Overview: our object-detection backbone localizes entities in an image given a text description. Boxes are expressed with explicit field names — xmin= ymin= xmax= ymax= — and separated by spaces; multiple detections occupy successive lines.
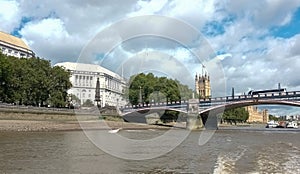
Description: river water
xmin=0 ymin=128 xmax=299 ymax=174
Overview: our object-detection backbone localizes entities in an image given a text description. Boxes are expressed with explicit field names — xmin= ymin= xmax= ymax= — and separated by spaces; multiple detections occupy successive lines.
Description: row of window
xmin=0 ymin=46 xmax=29 ymax=58
xmin=74 ymin=75 xmax=94 ymax=87
xmin=106 ymin=78 xmax=121 ymax=91
xmin=76 ymin=93 xmax=92 ymax=98
xmin=74 ymin=83 xmax=93 ymax=87
xmin=75 ymin=75 xmax=93 ymax=81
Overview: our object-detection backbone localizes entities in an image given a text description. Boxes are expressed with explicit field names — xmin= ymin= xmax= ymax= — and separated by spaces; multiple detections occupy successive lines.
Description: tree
xmin=82 ymin=99 xmax=94 ymax=107
xmin=269 ymin=114 xmax=280 ymax=121
xmin=222 ymin=107 xmax=249 ymax=124
xmin=0 ymin=53 xmax=72 ymax=107
xmin=126 ymin=73 xmax=194 ymax=105
xmin=48 ymin=66 xmax=72 ymax=107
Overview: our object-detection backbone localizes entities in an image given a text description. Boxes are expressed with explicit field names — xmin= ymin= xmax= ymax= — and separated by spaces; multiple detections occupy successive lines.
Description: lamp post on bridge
xmin=138 ymin=86 xmax=143 ymax=106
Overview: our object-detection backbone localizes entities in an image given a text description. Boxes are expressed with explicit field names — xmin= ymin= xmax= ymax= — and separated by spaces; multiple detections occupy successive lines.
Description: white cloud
xmin=0 ymin=0 xmax=20 ymax=32
xmin=165 ymin=0 xmax=217 ymax=28
xmin=20 ymin=18 xmax=69 ymax=41
xmin=129 ymin=0 xmax=168 ymax=16
xmin=225 ymin=0 xmax=300 ymax=27
xmin=19 ymin=18 xmax=82 ymax=62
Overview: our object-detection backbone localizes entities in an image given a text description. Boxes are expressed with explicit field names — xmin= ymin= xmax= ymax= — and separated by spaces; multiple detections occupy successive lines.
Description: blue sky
xmin=271 ymin=7 xmax=300 ymax=38
xmin=1 ymin=0 xmax=300 ymax=115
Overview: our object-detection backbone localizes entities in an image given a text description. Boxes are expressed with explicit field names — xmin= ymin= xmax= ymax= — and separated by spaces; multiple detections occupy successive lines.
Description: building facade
xmin=0 ymin=31 xmax=35 ymax=58
xmin=55 ymin=62 xmax=127 ymax=107
xmin=195 ymin=73 xmax=211 ymax=99
xmin=246 ymin=106 xmax=269 ymax=123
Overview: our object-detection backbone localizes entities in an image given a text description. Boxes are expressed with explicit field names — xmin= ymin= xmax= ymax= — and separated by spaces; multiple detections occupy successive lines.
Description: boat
xmin=266 ymin=120 xmax=279 ymax=128
xmin=286 ymin=121 xmax=298 ymax=129
xmin=277 ymin=121 xmax=287 ymax=128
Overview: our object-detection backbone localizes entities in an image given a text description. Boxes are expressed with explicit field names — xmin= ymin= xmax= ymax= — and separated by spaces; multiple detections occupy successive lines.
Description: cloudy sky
xmin=1 ymin=0 xmax=300 ymax=115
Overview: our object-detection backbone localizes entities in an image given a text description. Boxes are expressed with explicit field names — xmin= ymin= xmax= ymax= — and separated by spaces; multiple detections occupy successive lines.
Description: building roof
xmin=0 ymin=31 xmax=30 ymax=50
xmin=55 ymin=62 xmax=124 ymax=80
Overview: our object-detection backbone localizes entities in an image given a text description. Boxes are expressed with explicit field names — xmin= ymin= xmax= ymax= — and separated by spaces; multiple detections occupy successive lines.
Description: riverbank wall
xmin=0 ymin=108 xmax=100 ymax=121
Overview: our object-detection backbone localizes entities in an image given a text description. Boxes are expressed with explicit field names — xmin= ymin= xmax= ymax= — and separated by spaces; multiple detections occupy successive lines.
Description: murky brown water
xmin=0 ymin=128 xmax=299 ymax=173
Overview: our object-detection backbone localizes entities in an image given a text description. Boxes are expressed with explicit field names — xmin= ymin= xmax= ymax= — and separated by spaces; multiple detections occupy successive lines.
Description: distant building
xmin=246 ymin=106 xmax=269 ymax=123
xmin=0 ymin=31 xmax=35 ymax=58
xmin=55 ymin=62 xmax=127 ymax=107
xmin=282 ymin=115 xmax=300 ymax=121
xmin=195 ymin=73 xmax=211 ymax=99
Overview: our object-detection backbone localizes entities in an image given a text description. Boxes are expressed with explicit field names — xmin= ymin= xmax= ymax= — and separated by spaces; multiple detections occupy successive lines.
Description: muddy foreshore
xmin=0 ymin=119 xmax=182 ymax=132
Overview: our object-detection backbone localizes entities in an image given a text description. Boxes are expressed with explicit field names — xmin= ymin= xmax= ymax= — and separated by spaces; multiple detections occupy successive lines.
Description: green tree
xmin=126 ymin=73 xmax=194 ymax=105
xmin=222 ymin=107 xmax=249 ymax=124
xmin=269 ymin=114 xmax=280 ymax=121
xmin=0 ymin=53 xmax=72 ymax=107
xmin=82 ymin=99 xmax=94 ymax=107
xmin=48 ymin=66 xmax=72 ymax=107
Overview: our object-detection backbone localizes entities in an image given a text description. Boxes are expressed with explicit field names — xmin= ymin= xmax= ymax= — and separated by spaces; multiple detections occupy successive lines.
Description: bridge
xmin=120 ymin=90 xmax=300 ymax=130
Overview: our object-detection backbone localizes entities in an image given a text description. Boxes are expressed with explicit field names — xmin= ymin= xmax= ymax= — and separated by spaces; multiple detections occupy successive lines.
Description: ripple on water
xmin=257 ymin=141 xmax=300 ymax=174
xmin=213 ymin=145 xmax=247 ymax=174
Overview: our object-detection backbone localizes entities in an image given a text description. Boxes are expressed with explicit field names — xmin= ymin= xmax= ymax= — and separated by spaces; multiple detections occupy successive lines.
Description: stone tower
xmin=245 ymin=106 xmax=269 ymax=123
xmin=195 ymin=73 xmax=211 ymax=99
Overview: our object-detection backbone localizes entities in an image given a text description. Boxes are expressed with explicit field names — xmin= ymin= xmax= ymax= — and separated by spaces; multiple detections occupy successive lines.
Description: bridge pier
xmin=186 ymin=99 xmax=204 ymax=130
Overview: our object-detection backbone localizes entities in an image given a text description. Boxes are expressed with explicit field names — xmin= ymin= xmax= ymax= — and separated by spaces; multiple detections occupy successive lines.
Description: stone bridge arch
xmin=121 ymin=107 xmax=188 ymax=124
xmin=199 ymin=100 xmax=300 ymax=128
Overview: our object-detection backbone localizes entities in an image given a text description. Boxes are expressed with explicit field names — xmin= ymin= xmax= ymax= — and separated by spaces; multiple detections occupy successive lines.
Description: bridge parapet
xmin=121 ymin=100 xmax=188 ymax=112
xmin=120 ymin=90 xmax=300 ymax=114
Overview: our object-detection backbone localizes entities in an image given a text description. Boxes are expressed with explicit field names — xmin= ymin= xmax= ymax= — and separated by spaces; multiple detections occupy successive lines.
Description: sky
xmin=1 ymin=0 xmax=300 ymax=116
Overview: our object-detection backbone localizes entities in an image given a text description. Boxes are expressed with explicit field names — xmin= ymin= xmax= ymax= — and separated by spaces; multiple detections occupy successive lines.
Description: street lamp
xmin=67 ymin=94 xmax=72 ymax=109
xmin=138 ymin=86 xmax=142 ymax=106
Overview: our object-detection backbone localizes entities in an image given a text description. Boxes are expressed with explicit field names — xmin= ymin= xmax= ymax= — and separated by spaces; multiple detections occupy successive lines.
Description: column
xmin=186 ymin=99 xmax=204 ymax=130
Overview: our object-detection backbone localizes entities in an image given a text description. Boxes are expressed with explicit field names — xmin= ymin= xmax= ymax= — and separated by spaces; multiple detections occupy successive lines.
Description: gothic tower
xmin=195 ymin=73 xmax=211 ymax=99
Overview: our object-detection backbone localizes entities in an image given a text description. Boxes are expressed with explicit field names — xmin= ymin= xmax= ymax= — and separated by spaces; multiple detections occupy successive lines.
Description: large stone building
xmin=195 ymin=73 xmax=211 ymax=99
xmin=55 ymin=62 xmax=127 ymax=107
xmin=0 ymin=31 xmax=35 ymax=58
xmin=246 ymin=106 xmax=269 ymax=123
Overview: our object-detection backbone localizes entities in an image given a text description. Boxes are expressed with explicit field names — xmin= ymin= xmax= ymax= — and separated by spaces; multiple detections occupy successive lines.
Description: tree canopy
xmin=222 ymin=107 xmax=249 ymax=124
xmin=0 ymin=53 xmax=72 ymax=107
xmin=125 ymin=73 xmax=194 ymax=105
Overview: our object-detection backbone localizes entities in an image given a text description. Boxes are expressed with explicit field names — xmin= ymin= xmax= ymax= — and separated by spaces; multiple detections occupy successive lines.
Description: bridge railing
xmin=198 ymin=91 xmax=300 ymax=106
xmin=120 ymin=100 xmax=189 ymax=110
xmin=120 ymin=91 xmax=300 ymax=111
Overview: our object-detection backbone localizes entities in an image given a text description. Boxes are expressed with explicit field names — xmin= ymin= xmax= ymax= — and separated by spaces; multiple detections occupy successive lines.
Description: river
xmin=0 ymin=128 xmax=299 ymax=173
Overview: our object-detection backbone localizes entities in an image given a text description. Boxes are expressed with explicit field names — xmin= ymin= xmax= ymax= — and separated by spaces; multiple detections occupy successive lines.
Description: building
xmin=55 ymin=62 xmax=127 ymax=107
xmin=195 ymin=73 xmax=211 ymax=99
xmin=245 ymin=106 xmax=269 ymax=123
xmin=0 ymin=31 xmax=35 ymax=58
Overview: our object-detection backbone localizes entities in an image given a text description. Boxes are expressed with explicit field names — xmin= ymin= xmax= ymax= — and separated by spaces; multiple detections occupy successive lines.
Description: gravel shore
xmin=0 ymin=120 xmax=178 ymax=132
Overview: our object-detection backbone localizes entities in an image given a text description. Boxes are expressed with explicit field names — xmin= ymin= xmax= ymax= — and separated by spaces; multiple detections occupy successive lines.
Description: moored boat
xmin=286 ymin=121 xmax=298 ymax=128
xmin=266 ymin=120 xmax=278 ymax=128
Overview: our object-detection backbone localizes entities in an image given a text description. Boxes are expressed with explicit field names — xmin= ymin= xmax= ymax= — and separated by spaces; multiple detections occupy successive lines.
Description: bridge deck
xmin=120 ymin=91 xmax=300 ymax=115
